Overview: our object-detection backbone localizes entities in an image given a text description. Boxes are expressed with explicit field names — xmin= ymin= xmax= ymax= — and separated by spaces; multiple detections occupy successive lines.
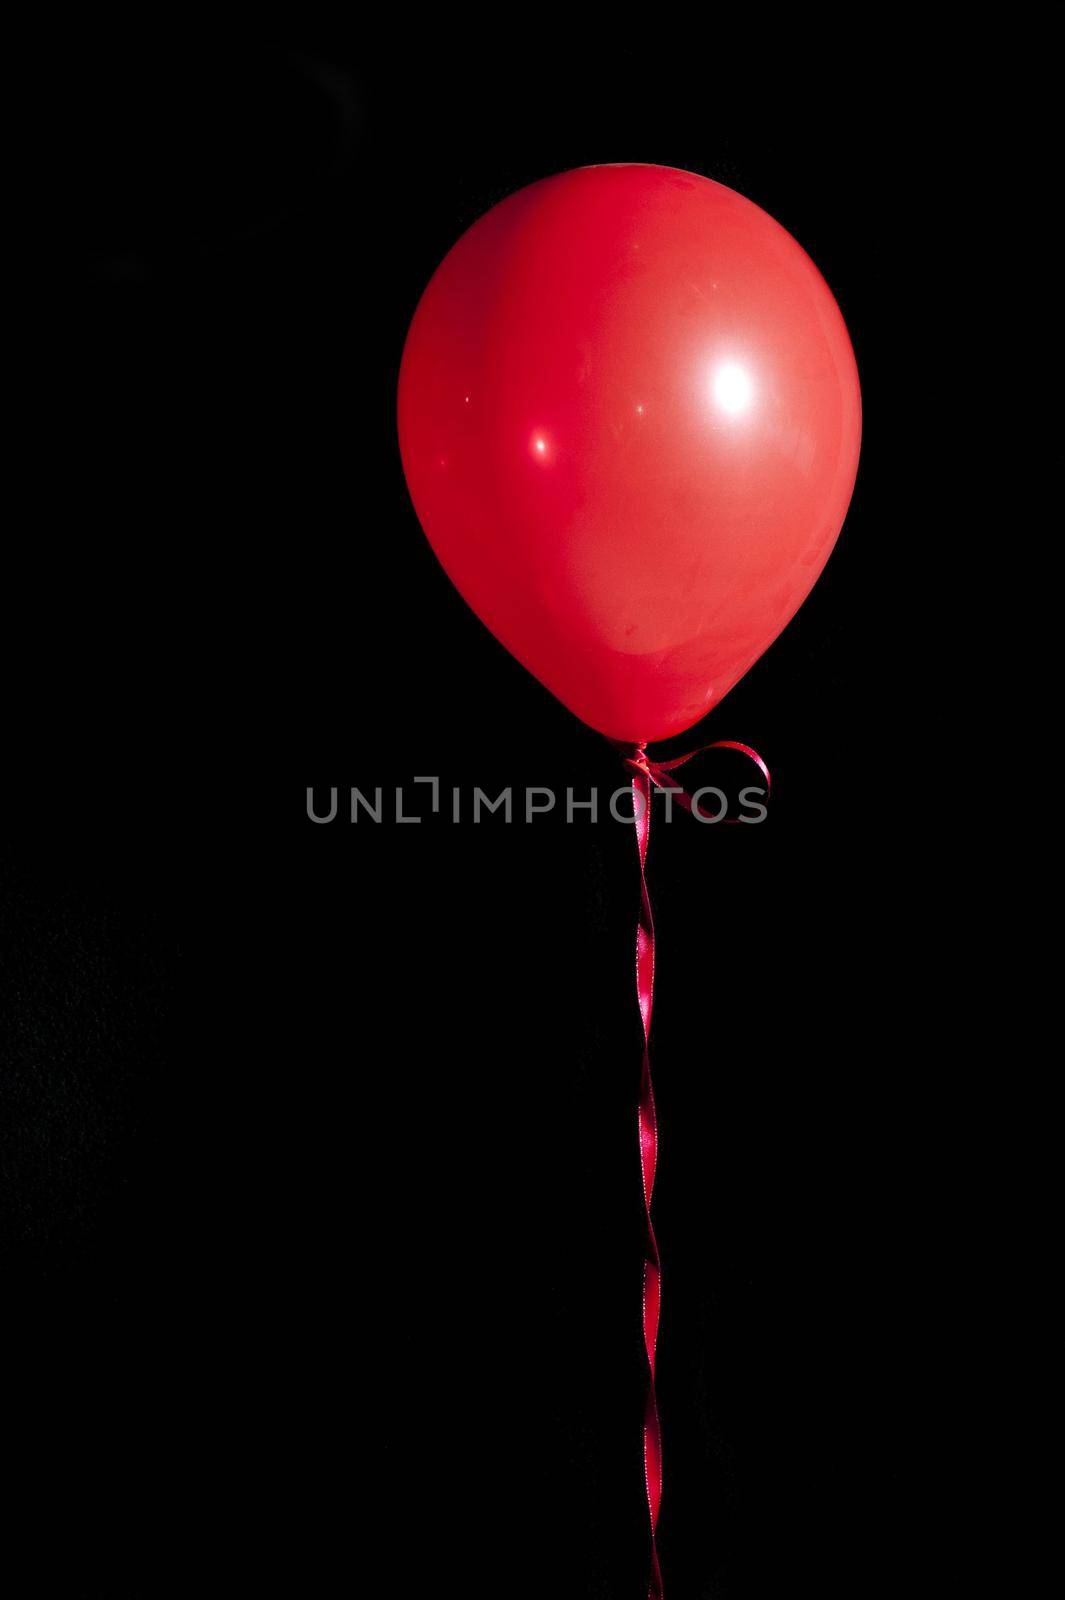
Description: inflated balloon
xmin=398 ymin=163 xmax=860 ymax=743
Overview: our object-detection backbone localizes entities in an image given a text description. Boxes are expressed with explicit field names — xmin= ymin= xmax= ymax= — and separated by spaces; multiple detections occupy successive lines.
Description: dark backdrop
xmin=6 ymin=28 xmax=959 ymax=1598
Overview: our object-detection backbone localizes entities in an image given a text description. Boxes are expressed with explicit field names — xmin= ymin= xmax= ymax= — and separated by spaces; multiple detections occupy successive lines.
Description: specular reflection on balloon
xmin=711 ymin=361 xmax=755 ymax=417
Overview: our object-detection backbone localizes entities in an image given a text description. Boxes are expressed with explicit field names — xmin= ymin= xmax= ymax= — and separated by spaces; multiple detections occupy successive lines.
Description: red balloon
xmin=398 ymin=164 xmax=861 ymax=743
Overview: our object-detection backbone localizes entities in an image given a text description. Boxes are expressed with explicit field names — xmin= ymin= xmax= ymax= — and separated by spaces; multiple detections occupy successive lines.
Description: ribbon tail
xmin=632 ymin=764 xmax=664 ymax=1598
xmin=612 ymin=731 xmax=769 ymax=1595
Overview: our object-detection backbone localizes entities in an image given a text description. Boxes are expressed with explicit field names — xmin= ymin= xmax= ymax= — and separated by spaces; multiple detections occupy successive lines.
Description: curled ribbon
xmin=613 ymin=738 xmax=771 ymax=1598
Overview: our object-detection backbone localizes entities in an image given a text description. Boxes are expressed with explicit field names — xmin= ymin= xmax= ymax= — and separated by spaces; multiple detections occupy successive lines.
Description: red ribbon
xmin=615 ymin=738 xmax=771 ymax=1598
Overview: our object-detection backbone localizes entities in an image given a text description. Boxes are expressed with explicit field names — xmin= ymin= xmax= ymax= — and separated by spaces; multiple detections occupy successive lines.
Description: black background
xmin=5 ymin=27 xmax=966 ymax=1598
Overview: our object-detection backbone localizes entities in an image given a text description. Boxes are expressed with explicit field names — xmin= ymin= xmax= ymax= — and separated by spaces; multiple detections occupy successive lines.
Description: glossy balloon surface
xmin=398 ymin=164 xmax=861 ymax=742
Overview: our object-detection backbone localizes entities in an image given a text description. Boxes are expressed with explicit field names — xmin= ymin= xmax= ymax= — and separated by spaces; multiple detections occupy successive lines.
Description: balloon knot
xmin=611 ymin=739 xmax=650 ymax=775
